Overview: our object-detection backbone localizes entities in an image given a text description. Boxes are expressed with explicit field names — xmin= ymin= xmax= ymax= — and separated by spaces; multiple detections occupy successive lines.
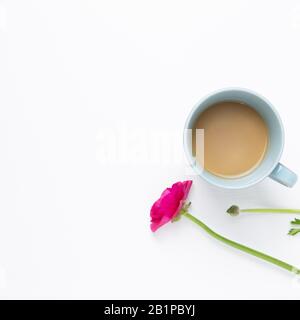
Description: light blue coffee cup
xmin=183 ymin=88 xmax=297 ymax=189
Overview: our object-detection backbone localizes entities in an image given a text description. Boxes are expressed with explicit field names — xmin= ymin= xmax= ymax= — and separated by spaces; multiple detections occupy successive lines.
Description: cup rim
xmin=183 ymin=87 xmax=285 ymax=189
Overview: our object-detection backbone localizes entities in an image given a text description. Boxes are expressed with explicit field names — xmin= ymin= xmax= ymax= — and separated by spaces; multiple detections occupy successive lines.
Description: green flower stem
xmin=227 ymin=205 xmax=300 ymax=216
xmin=241 ymin=209 xmax=300 ymax=214
xmin=182 ymin=211 xmax=300 ymax=274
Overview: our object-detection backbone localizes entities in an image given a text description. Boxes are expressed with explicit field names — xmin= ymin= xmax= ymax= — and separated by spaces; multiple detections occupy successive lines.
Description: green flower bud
xmin=227 ymin=205 xmax=240 ymax=216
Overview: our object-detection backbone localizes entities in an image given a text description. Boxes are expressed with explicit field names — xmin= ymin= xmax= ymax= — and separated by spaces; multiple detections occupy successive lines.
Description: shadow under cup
xmin=183 ymin=88 xmax=284 ymax=189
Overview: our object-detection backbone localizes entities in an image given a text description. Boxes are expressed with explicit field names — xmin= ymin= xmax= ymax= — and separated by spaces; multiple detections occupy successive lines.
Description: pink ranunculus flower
xmin=150 ymin=180 xmax=300 ymax=275
xmin=150 ymin=180 xmax=192 ymax=232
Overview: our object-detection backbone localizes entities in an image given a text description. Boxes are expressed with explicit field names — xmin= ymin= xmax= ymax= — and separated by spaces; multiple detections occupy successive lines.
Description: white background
xmin=1 ymin=0 xmax=300 ymax=299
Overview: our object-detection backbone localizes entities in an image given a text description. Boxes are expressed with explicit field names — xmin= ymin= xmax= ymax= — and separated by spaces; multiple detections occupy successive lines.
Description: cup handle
xmin=269 ymin=163 xmax=298 ymax=187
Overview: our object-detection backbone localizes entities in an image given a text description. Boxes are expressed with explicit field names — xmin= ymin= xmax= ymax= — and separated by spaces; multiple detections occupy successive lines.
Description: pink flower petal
xmin=150 ymin=180 xmax=192 ymax=232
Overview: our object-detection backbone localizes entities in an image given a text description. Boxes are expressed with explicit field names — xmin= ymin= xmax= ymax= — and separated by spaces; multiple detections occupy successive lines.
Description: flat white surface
xmin=1 ymin=0 xmax=300 ymax=299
